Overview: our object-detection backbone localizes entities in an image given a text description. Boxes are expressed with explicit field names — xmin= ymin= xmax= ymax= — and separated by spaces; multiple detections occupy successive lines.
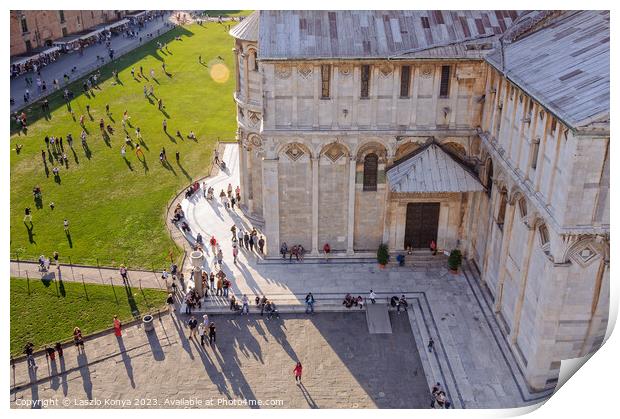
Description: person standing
xmin=113 ymin=315 xmax=122 ymax=337
xmin=232 ymin=245 xmax=239 ymax=264
xmin=216 ymin=248 xmax=223 ymax=266
xmin=428 ymin=337 xmax=435 ymax=353
xmin=293 ymin=362 xmax=303 ymax=384
xmin=237 ymin=230 xmax=245 ymax=248
xmin=213 ymin=148 xmax=220 ymax=165
xmin=188 ymin=315 xmax=198 ymax=339
xmin=241 ymin=294 xmax=249 ymax=315
xmin=209 ymin=272 xmax=215 ymax=291
xmin=24 ymin=207 xmax=32 ymax=223
xmin=210 ymin=236 xmax=217 ymax=255
xmin=73 ymin=327 xmax=85 ymax=353
xmin=24 ymin=342 xmax=37 ymax=369
xmin=166 ymin=293 xmax=175 ymax=313
xmin=120 ymin=265 xmax=128 ymax=282
xmin=162 ymin=119 xmax=167 ymax=132
xmin=323 ymin=243 xmax=331 ymax=262
xmin=258 ymin=236 xmax=265 ymax=254
xmin=53 ymin=251 xmax=59 ymax=267
xmin=63 ymin=219 xmax=70 ymax=233
xmin=305 ymin=293 xmax=315 ymax=314
xmin=198 ymin=322 xmax=206 ymax=346
xmin=208 ymin=322 xmax=216 ymax=345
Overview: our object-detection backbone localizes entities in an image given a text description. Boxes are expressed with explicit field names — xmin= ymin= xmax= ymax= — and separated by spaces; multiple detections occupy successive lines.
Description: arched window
xmin=497 ymin=189 xmax=507 ymax=230
xmin=363 ymin=153 xmax=378 ymax=191
xmin=518 ymin=197 xmax=527 ymax=218
xmin=249 ymin=50 xmax=258 ymax=71
xmin=485 ymin=159 xmax=493 ymax=197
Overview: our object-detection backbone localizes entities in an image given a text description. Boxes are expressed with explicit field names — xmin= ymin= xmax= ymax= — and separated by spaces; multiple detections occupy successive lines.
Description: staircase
xmin=388 ymin=249 xmax=447 ymax=269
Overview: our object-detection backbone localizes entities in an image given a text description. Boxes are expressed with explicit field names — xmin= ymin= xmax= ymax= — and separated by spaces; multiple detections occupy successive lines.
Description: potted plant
xmin=377 ymin=243 xmax=389 ymax=268
xmin=448 ymin=249 xmax=462 ymax=274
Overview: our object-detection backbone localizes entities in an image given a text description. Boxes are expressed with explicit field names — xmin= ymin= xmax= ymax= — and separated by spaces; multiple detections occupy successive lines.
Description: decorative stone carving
xmin=339 ymin=65 xmax=352 ymax=77
xmin=323 ymin=144 xmax=345 ymax=163
xmin=285 ymin=144 xmax=305 ymax=162
xmin=275 ymin=64 xmax=292 ymax=79
xmin=420 ymin=66 xmax=433 ymax=78
xmin=248 ymin=111 xmax=261 ymax=126
xmin=379 ymin=63 xmax=393 ymax=78
xmin=298 ymin=64 xmax=313 ymax=79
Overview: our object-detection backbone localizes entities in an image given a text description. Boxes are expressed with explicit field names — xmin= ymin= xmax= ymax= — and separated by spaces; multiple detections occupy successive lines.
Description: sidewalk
xmin=10 ymin=261 xmax=166 ymax=290
xmin=10 ymin=13 xmax=174 ymax=112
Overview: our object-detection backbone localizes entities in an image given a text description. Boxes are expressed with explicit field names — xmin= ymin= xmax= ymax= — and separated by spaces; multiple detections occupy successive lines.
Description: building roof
xmin=486 ymin=11 xmax=610 ymax=130
xmin=258 ymin=10 xmax=519 ymax=60
xmin=229 ymin=11 xmax=259 ymax=42
xmin=386 ymin=144 xmax=484 ymax=193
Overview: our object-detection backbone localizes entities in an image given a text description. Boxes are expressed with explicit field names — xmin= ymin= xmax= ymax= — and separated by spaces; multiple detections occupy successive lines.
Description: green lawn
xmin=10 ymin=277 xmax=166 ymax=355
xmin=10 ymin=22 xmax=238 ymax=269
xmin=202 ymin=10 xmax=253 ymax=17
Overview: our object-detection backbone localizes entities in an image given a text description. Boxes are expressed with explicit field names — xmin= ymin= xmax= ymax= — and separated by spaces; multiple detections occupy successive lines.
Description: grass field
xmin=10 ymin=22 xmax=238 ymax=269
xmin=10 ymin=277 xmax=166 ymax=355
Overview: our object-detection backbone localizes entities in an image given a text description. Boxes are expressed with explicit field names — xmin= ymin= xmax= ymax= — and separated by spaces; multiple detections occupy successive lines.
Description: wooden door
xmin=404 ymin=203 xmax=440 ymax=249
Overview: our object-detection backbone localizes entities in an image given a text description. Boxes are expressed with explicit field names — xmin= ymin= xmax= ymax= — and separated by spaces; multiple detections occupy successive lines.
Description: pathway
xmin=10 ymin=261 xmax=166 ymax=290
xmin=11 ymin=13 xmax=174 ymax=112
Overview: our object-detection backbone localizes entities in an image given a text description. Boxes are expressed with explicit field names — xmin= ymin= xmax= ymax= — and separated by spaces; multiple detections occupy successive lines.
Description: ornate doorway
xmin=404 ymin=203 xmax=440 ymax=249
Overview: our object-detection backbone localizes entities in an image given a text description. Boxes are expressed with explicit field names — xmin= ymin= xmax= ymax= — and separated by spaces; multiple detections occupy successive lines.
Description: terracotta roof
xmin=229 ymin=11 xmax=259 ymax=42
xmin=258 ymin=10 xmax=519 ymax=60
xmin=386 ymin=144 xmax=484 ymax=193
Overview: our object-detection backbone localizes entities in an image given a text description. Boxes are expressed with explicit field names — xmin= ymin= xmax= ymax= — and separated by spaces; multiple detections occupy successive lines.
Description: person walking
xmin=188 ymin=316 xmax=198 ymax=339
xmin=24 ymin=207 xmax=32 ymax=223
xmin=209 ymin=272 xmax=215 ymax=291
xmin=209 ymin=236 xmax=217 ymax=255
xmin=216 ymin=275 xmax=223 ymax=296
xmin=305 ymin=293 xmax=315 ymax=314
xmin=241 ymin=294 xmax=250 ymax=315
xmin=428 ymin=337 xmax=435 ymax=353
xmin=166 ymin=293 xmax=175 ymax=313
xmin=198 ymin=322 xmax=206 ymax=346
xmin=258 ymin=236 xmax=265 ymax=254
xmin=208 ymin=322 xmax=216 ymax=345
xmin=237 ymin=230 xmax=245 ymax=248
xmin=63 ymin=219 xmax=70 ymax=233
xmin=293 ymin=362 xmax=303 ymax=384
xmin=113 ymin=315 xmax=122 ymax=337
xmin=216 ymin=248 xmax=223 ymax=266
xmin=162 ymin=119 xmax=167 ymax=132
xmin=232 ymin=245 xmax=239 ymax=264
xmin=120 ymin=265 xmax=128 ymax=283
xmin=369 ymin=290 xmax=377 ymax=304
xmin=24 ymin=342 xmax=37 ymax=370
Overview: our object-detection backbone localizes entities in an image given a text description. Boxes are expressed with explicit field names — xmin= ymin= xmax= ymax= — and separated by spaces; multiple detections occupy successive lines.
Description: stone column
xmin=311 ymin=156 xmax=320 ymax=256
xmin=262 ymin=158 xmax=280 ymax=257
xmin=238 ymin=141 xmax=249 ymax=209
xmin=510 ymin=222 xmax=537 ymax=344
xmin=346 ymin=156 xmax=356 ymax=255
xmin=493 ymin=202 xmax=517 ymax=313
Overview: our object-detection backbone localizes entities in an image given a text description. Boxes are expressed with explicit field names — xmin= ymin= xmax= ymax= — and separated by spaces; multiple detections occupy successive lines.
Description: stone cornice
xmin=477 ymin=129 xmax=609 ymax=236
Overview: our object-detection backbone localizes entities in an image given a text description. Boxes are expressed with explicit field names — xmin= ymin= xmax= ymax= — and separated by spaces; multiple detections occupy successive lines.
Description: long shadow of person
xmin=65 ymin=231 xmax=73 ymax=248
xmin=25 ymin=222 xmax=36 ymax=244
xmin=59 ymin=355 xmax=68 ymax=396
xmin=116 ymin=336 xmax=136 ymax=387
xmin=27 ymin=367 xmax=41 ymax=409
xmin=77 ymin=352 xmax=93 ymax=400
xmin=71 ymin=147 xmax=79 ymax=165
xmin=299 ymin=383 xmax=318 ymax=408
xmin=123 ymin=157 xmax=133 ymax=171
xmin=177 ymin=161 xmax=191 ymax=181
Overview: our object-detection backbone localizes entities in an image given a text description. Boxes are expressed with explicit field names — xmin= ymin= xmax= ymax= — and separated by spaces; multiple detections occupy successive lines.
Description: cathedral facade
xmin=230 ymin=10 xmax=610 ymax=391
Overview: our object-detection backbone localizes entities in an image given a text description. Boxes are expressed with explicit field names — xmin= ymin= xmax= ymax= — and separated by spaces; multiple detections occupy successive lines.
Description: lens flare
xmin=209 ymin=62 xmax=230 ymax=84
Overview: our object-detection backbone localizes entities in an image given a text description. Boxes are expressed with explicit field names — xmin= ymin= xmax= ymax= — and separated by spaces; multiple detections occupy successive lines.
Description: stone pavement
xmin=11 ymin=12 xmax=174 ymax=112
xmin=10 ymin=261 xmax=166 ymax=290
xmin=10 ymin=312 xmax=430 ymax=409
xmin=169 ymin=143 xmax=554 ymax=408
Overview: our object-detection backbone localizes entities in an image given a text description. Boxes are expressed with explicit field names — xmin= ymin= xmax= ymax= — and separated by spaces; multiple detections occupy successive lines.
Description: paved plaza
xmin=10 ymin=143 xmax=555 ymax=409
xmin=11 ymin=312 xmax=430 ymax=409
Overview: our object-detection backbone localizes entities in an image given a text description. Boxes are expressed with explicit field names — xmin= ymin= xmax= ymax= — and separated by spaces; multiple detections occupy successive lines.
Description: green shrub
xmin=377 ymin=243 xmax=389 ymax=265
xmin=448 ymin=249 xmax=462 ymax=270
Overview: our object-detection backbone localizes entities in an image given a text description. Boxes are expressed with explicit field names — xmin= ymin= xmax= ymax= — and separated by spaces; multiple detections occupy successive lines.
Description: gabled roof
xmin=229 ymin=11 xmax=259 ymax=42
xmin=485 ymin=11 xmax=609 ymax=130
xmin=258 ymin=10 xmax=519 ymax=60
xmin=386 ymin=144 xmax=484 ymax=193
